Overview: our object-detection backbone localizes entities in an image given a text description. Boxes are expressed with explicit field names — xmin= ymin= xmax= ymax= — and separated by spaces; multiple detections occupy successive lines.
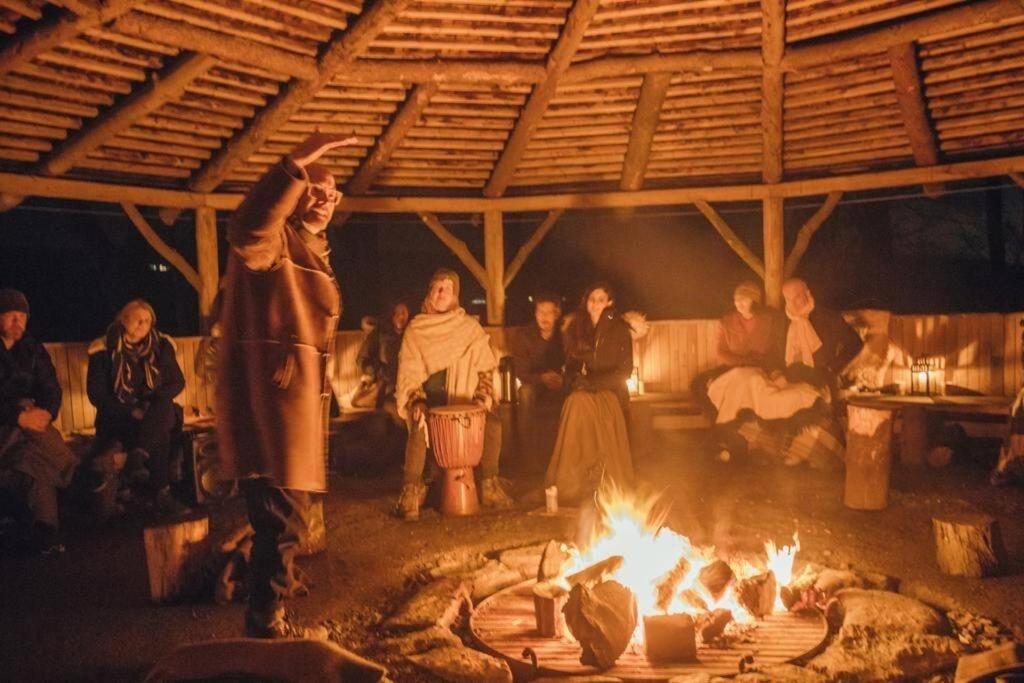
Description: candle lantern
xmin=627 ymin=366 xmax=643 ymax=396
xmin=910 ymin=357 xmax=944 ymax=396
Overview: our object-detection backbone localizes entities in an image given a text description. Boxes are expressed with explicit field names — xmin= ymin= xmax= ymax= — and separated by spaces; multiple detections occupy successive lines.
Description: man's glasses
xmin=308 ymin=184 xmax=342 ymax=205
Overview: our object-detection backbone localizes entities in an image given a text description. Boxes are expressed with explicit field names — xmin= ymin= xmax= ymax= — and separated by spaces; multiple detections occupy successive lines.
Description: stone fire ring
xmin=470 ymin=579 xmax=829 ymax=681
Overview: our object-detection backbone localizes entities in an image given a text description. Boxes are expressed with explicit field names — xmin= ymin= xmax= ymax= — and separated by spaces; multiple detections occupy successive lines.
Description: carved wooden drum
xmin=427 ymin=404 xmax=486 ymax=516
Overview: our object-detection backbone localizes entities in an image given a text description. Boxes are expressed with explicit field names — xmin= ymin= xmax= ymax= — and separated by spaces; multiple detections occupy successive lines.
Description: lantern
xmin=627 ymin=366 xmax=643 ymax=396
xmin=910 ymin=357 xmax=945 ymax=396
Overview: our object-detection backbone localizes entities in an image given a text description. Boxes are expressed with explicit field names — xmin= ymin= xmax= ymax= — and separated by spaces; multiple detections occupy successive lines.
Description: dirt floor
xmin=1 ymin=429 xmax=1022 ymax=682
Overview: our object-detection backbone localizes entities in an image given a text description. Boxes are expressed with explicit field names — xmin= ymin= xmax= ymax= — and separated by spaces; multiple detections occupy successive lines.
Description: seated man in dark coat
xmin=780 ymin=278 xmax=863 ymax=396
xmin=508 ymin=294 xmax=565 ymax=473
xmin=0 ymin=289 xmax=78 ymax=552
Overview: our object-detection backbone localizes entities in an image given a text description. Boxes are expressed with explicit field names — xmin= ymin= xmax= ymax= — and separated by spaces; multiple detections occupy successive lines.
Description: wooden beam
xmin=694 ymin=200 xmax=766 ymax=278
xmin=782 ymin=0 xmax=1024 ymax=72
xmin=761 ymin=0 xmax=785 ymax=184
xmin=562 ymin=50 xmax=762 ymax=84
xmin=188 ymin=0 xmax=414 ymax=194
xmin=0 ymin=193 xmax=24 ymax=212
xmin=5 ymin=153 xmax=1024 ymax=213
xmin=417 ymin=211 xmax=488 ymax=288
xmin=0 ymin=0 xmax=139 ymax=77
xmin=484 ymin=210 xmax=505 ymax=325
xmin=504 ymin=209 xmax=563 ymax=288
xmin=36 ymin=52 xmax=216 ymax=177
xmin=763 ymin=197 xmax=785 ymax=308
xmin=484 ymin=0 xmax=602 ymax=198
xmin=194 ymin=206 xmax=219 ymax=333
xmin=784 ymin=191 xmax=842 ymax=277
xmin=1011 ymin=172 xmax=1024 ymax=189
xmin=121 ymin=202 xmax=200 ymax=291
xmin=112 ymin=13 xmax=317 ymax=81
xmin=620 ymin=73 xmax=673 ymax=191
xmin=888 ymin=42 xmax=944 ymax=198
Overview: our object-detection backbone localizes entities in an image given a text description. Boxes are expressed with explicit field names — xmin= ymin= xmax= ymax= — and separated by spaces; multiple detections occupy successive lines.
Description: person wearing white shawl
xmin=393 ymin=269 xmax=513 ymax=520
xmin=781 ymin=278 xmax=863 ymax=395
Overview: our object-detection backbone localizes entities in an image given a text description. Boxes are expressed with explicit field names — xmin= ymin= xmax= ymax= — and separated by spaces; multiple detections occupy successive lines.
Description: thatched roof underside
xmin=1 ymin=0 xmax=1024 ymax=199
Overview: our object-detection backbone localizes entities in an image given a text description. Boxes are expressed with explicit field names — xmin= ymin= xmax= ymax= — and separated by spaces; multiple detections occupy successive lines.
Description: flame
xmin=553 ymin=486 xmax=803 ymax=645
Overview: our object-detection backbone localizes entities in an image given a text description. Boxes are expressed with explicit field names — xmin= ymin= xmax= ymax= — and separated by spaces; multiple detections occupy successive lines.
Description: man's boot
xmin=394 ymin=482 xmax=427 ymax=521
xmin=480 ymin=477 xmax=514 ymax=509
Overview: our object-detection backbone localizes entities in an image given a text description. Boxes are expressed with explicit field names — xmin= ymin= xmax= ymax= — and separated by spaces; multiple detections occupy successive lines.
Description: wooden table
xmin=845 ymin=394 xmax=1013 ymax=465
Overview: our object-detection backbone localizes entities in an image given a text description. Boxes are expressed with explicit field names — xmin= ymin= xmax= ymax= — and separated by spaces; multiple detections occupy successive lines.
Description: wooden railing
xmin=43 ymin=312 xmax=1024 ymax=436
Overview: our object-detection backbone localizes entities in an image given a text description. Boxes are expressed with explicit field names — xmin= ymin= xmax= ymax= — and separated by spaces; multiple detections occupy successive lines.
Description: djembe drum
xmin=427 ymin=404 xmax=486 ymax=516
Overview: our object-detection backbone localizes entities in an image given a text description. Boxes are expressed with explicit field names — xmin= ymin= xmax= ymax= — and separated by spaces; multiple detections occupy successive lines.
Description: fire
xmin=552 ymin=485 xmax=802 ymax=645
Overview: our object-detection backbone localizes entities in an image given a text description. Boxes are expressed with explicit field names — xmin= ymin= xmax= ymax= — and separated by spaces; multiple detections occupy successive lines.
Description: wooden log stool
xmin=143 ymin=515 xmax=211 ymax=603
xmin=845 ymin=404 xmax=894 ymax=510
xmin=932 ymin=513 xmax=1006 ymax=578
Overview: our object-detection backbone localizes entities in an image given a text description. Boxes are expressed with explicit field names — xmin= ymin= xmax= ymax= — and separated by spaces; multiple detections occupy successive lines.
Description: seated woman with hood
xmin=544 ymin=281 xmax=634 ymax=505
xmin=87 ymin=299 xmax=187 ymax=515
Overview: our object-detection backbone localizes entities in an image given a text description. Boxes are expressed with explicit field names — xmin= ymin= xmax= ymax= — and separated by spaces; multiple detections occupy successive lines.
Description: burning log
xmin=679 ymin=589 xmax=708 ymax=612
xmin=932 ymin=513 xmax=1006 ymax=578
xmin=697 ymin=559 xmax=734 ymax=601
xmin=654 ymin=557 xmax=690 ymax=612
xmin=532 ymin=581 xmax=568 ymax=638
xmin=566 ymin=555 xmax=624 ymax=588
xmin=643 ymin=613 xmax=697 ymax=663
xmin=780 ymin=572 xmax=819 ymax=612
xmin=735 ymin=571 xmax=776 ymax=619
xmin=563 ymin=580 xmax=637 ymax=670
xmin=697 ymin=608 xmax=733 ymax=642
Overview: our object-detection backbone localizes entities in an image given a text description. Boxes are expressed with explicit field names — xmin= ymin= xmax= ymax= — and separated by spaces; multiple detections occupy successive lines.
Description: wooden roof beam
xmin=888 ymin=42 xmax=944 ymax=198
xmin=783 ymin=0 xmax=1024 ymax=72
xmin=620 ymin=73 xmax=673 ymax=192
xmin=36 ymin=52 xmax=217 ymax=177
xmin=187 ymin=0 xmax=414 ymax=194
xmin=785 ymin=191 xmax=842 ymax=277
xmin=1011 ymin=172 xmax=1024 ymax=189
xmin=0 ymin=0 xmax=140 ymax=77
xmin=484 ymin=0 xmax=602 ymax=198
xmin=334 ymin=81 xmax=439 ymax=226
xmin=418 ymin=211 xmax=488 ymax=288
xmin=761 ymin=0 xmax=785 ymax=185
xmin=504 ymin=209 xmax=564 ymax=288
xmin=562 ymin=50 xmax=761 ymax=84
xmin=695 ymin=200 xmax=765 ymax=278
xmin=121 ymin=202 xmax=201 ymax=291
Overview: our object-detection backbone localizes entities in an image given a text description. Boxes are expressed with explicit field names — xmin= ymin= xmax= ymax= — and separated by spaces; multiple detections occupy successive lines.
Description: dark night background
xmin=1 ymin=181 xmax=1022 ymax=343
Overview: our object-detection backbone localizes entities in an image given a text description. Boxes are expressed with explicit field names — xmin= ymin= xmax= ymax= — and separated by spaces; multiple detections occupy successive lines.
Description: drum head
xmin=428 ymin=403 xmax=485 ymax=417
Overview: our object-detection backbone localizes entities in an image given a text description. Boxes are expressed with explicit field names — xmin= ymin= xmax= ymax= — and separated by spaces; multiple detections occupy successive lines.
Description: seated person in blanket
xmin=393 ymin=269 xmax=513 ymax=521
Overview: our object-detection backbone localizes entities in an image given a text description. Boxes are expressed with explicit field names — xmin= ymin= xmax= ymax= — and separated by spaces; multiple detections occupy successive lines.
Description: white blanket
xmin=707 ymin=367 xmax=823 ymax=425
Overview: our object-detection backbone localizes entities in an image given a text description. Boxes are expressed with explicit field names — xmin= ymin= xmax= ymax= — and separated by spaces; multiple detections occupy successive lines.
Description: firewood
xmin=933 ymin=514 xmax=1006 ymax=578
xmin=698 ymin=559 xmax=734 ymax=601
xmin=537 ymin=540 xmax=570 ymax=582
xmin=565 ymin=555 xmax=623 ymax=588
xmin=563 ymin=580 xmax=637 ymax=670
xmin=679 ymin=589 xmax=708 ymax=612
xmin=532 ymin=581 xmax=568 ymax=638
xmin=654 ymin=557 xmax=690 ymax=612
xmin=697 ymin=608 xmax=733 ymax=642
xmin=643 ymin=613 xmax=696 ymax=663
xmin=735 ymin=571 xmax=776 ymax=619
xmin=143 ymin=515 xmax=211 ymax=603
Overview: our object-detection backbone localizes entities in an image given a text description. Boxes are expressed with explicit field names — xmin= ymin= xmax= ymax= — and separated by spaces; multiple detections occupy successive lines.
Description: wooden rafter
xmin=36 ymin=52 xmax=216 ymax=177
xmin=187 ymin=0 xmax=414 ymax=194
xmin=484 ymin=0 xmax=601 ymax=198
xmin=782 ymin=0 xmax=1024 ymax=72
xmin=417 ymin=211 xmax=488 ymax=288
xmin=888 ymin=42 xmax=944 ymax=198
xmin=5 ymin=154 xmax=1024 ymax=213
xmin=761 ymin=0 xmax=785 ymax=185
xmin=695 ymin=200 xmax=765 ymax=278
xmin=0 ymin=0 xmax=139 ymax=77
xmin=620 ymin=73 xmax=673 ymax=192
xmin=1011 ymin=173 xmax=1024 ymax=189
xmin=121 ymin=202 xmax=200 ymax=290
xmin=784 ymin=192 xmax=842 ymax=277
xmin=504 ymin=209 xmax=564 ymax=288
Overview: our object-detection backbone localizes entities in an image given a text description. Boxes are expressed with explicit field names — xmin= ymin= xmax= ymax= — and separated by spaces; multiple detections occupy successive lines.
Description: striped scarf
xmin=107 ymin=323 xmax=161 ymax=404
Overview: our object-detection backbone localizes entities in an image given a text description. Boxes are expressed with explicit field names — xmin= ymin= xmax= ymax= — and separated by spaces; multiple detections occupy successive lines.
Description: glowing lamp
xmin=627 ymin=366 xmax=643 ymax=396
xmin=910 ymin=357 xmax=944 ymax=396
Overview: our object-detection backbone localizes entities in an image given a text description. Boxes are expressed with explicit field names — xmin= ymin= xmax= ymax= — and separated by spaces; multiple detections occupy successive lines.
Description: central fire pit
xmin=471 ymin=579 xmax=828 ymax=680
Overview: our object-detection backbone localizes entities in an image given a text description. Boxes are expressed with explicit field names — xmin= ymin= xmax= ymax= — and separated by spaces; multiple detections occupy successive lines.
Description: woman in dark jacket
xmin=87 ymin=299 xmax=185 ymax=513
xmin=545 ymin=282 xmax=634 ymax=504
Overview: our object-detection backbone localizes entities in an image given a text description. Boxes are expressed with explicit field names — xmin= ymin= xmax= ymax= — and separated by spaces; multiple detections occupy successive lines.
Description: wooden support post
xmin=121 ymin=203 xmax=201 ymax=291
xmin=785 ymin=192 xmax=842 ymax=277
xmin=194 ymin=207 xmax=219 ymax=333
xmin=761 ymin=0 xmax=785 ymax=186
xmin=888 ymin=42 xmax=944 ymax=197
xmin=417 ymin=212 xmax=488 ymax=289
xmin=694 ymin=200 xmax=765 ymax=278
xmin=504 ymin=209 xmax=564 ymax=288
xmin=900 ymin=405 xmax=928 ymax=465
xmin=762 ymin=197 xmax=785 ymax=308
xmin=484 ymin=210 xmax=506 ymax=326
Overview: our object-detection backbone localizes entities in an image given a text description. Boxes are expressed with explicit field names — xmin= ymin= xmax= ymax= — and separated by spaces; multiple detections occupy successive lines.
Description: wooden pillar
xmin=195 ymin=207 xmax=219 ymax=333
xmin=763 ymin=197 xmax=784 ymax=308
xmin=484 ymin=210 xmax=505 ymax=325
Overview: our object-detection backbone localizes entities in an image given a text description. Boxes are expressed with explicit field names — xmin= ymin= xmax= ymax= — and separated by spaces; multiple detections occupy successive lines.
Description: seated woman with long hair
xmin=87 ymin=299 xmax=187 ymax=515
xmin=544 ymin=282 xmax=634 ymax=504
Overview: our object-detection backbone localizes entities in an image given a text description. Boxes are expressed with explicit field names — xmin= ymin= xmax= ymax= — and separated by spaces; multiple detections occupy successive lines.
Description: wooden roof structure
xmin=3 ymin=0 xmax=1024 ymax=324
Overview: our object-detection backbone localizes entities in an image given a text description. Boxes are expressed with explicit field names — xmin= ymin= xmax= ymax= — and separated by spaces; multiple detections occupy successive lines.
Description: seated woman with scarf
xmin=544 ymin=282 xmax=634 ymax=505
xmin=393 ymin=269 xmax=514 ymax=521
xmin=87 ymin=300 xmax=186 ymax=515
